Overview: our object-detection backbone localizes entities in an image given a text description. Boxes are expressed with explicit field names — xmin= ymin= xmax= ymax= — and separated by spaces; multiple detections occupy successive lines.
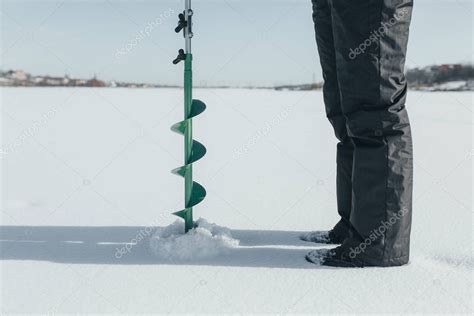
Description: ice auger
xmin=171 ymin=0 xmax=206 ymax=233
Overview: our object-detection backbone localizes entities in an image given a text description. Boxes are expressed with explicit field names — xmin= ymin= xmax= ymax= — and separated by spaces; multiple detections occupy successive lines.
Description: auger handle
xmin=175 ymin=13 xmax=187 ymax=33
xmin=173 ymin=49 xmax=186 ymax=65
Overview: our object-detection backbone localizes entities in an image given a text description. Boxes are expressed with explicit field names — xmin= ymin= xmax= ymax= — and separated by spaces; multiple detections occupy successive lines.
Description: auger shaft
xmin=183 ymin=0 xmax=194 ymax=232
xmin=184 ymin=0 xmax=192 ymax=53
xmin=172 ymin=0 xmax=206 ymax=233
xmin=183 ymin=54 xmax=193 ymax=232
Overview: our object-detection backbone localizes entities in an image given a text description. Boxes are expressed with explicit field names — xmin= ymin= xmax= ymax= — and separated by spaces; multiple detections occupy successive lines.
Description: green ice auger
xmin=171 ymin=0 xmax=206 ymax=233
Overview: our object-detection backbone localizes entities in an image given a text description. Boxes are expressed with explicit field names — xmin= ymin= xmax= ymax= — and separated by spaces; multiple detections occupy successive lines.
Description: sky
xmin=0 ymin=0 xmax=473 ymax=86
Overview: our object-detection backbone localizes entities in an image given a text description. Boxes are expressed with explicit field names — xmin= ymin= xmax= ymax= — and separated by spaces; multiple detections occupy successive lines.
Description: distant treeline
xmin=274 ymin=64 xmax=473 ymax=92
xmin=406 ymin=64 xmax=473 ymax=86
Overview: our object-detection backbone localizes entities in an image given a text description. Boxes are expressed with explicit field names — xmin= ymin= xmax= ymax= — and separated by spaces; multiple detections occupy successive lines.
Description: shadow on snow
xmin=0 ymin=226 xmax=330 ymax=269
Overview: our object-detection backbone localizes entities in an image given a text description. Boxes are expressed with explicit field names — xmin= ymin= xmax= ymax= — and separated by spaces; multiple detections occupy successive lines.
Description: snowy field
xmin=1 ymin=87 xmax=472 ymax=314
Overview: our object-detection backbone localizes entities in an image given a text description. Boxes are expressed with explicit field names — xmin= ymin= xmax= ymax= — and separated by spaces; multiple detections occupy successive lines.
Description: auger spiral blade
xmin=171 ymin=0 xmax=206 ymax=233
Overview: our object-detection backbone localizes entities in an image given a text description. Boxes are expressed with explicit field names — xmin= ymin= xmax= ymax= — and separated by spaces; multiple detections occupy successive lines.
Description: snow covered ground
xmin=1 ymin=87 xmax=472 ymax=314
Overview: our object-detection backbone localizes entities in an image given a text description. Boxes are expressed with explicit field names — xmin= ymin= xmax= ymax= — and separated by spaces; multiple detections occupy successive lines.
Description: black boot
xmin=305 ymin=246 xmax=367 ymax=268
xmin=300 ymin=218 xmax=349 ymax=244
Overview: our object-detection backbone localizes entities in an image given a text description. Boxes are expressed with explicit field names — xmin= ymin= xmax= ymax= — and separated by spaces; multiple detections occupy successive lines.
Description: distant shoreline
xmin=1 ymin=63 xmax=473 ymax=92
xmin=1 ymin=85 xmax=472 ymax=92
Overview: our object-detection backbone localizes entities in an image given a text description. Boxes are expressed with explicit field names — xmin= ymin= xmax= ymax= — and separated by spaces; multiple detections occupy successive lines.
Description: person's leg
xmin=306 ymin=0 xmax=353 ymax=242
xmin=329 ymin=0 xmax=414 ymax=266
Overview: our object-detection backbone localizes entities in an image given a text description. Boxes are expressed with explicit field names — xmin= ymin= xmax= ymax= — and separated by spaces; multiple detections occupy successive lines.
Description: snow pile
xmin=305 ymin=249 xmax=330 ymax=265
xmin=149 ymin=218 xmax=239 ymax=261
xmin=299 ymin=231 xmax=329 ymax=243
xmin=432 ymin=80 xmax=470 ymax=91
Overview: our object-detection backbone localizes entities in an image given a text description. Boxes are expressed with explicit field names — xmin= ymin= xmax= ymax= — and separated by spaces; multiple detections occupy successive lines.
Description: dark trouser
xmin=312 ymin=0 xmax=414 ymax=266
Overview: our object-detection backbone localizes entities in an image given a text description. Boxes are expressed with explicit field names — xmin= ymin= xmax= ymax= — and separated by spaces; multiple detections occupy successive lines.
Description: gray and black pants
xmin=312 ymin=0 xmax=414 ymax=266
